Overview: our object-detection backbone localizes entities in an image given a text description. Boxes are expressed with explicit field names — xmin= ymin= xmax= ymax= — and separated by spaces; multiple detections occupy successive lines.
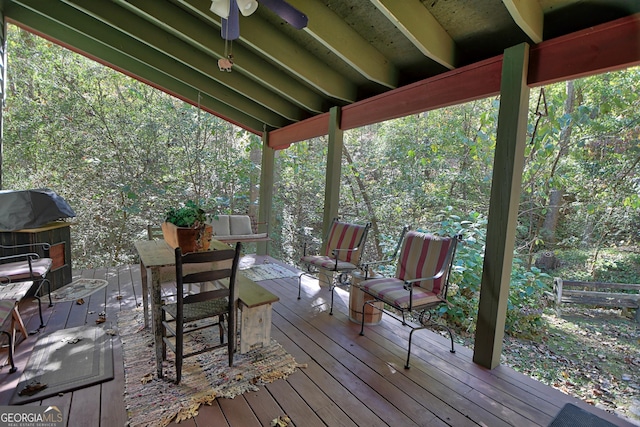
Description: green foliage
xmin=434 ymin=210 xmax=552 ymax=338
xmin=554 ymin=248 xmax=640 ymax=284
xmin=164 ymin=201 xmax=207 ymax=228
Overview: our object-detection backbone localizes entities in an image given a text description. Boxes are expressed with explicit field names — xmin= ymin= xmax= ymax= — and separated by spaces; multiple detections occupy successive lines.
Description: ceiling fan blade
xmin=237 ymin=0 xmax=258 ymax=16
xmin=210 ymin=0 xmax=230 ymax=19
xmin=259 ymin=0 xmax=308 ymax=29
xmin=221 ymin=0 xmax=240 ymax=40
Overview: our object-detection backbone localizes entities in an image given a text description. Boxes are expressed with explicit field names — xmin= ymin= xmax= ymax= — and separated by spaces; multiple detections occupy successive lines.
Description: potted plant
xmin=161 ymin=200 xmax=213 ymax=253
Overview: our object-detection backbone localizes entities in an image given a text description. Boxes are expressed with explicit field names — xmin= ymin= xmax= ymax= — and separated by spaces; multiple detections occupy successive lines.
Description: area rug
xmin=240 ymin=263 xmax=299 ymax=282
xmin=118 ymin=308 xmax=300 ymax=427
xmin=548 ymin=403 xmax=617 ymax=427
xmin=48 ymin=278 xmax=109 ymax=303
xmin=10 ymin=325 xmax=114 ymax=405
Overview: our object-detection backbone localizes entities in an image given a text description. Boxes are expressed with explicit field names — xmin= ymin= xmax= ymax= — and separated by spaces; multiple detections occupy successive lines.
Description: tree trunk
xmin=540 ymin=81 xmax=575 ymax=244
xmin=541 ymin=189 xmax=563 ymax=243
xmin=343 ymin=146 xmax=382 ymax=260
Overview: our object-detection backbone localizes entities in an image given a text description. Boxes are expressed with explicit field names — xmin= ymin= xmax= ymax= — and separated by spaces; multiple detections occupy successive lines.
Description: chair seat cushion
xmin=301 ymin=255 xmax=357 ymax=272
xmin=163 ymin=297 xmax=229 ymax=322
xmin=359 ymin=277 xmax=442 ymax=310
xmin=215 ymin=233 xmax=268 ymax=242
xmin=0 ymin=258 xmax=52 ymax=283
xmin=0 ymin=281 xmax=35 ymax=302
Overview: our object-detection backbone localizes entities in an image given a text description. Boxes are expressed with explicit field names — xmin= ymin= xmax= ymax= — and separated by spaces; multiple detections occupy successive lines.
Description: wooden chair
xmin=358 ymin=230 xmax=462 ymax=368
xmin=298 ymin=218 xmax=371 ymax=314
xmin=0 ymin=243 xmax=53 ymax=328
xmin=160 ymin=242 xmax=242 ymax=384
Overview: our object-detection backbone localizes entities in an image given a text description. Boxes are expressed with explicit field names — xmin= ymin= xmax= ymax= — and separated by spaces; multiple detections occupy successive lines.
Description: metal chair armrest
xmin=0 ymin=252 xmax=41 ymax=262
xmin=1 ymin=243 xmax=51 ymax=252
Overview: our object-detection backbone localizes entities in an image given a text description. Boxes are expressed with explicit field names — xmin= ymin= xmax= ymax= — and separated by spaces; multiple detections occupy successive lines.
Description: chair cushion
xmin=0 ymin=258 xmax=52 ymax=283
xmin=210 ymin=215 xmax=231 ymax=236
xmin=229 ymin=215 xmax=253 ymax=235
xmin=215 ymin=233 xmax=268 ymax=242
xmin=396 ymin=231 xmax=454 ymax=295
xmin=324 ymin=221 xmax=368 ymax=264
xmin=0 ymin=281 xmax=35 ymax=302
xmin=301 ymin=255 xmax=357 ymax=272
xmin=359 ymin=277 xmax=442 ymax=310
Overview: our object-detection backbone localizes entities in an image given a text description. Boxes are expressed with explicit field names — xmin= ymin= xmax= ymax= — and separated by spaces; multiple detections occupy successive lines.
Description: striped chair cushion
xmin=0 ymin=258 xmax=53 ymax=283
xmin=359 ymin=277 xmax=442 ymax=310
xmin=395 ymin=231 xmax=454 ymax=295
xmin=324 ymin=221 xmax=367 ymax=265
xmin=300 ymin=255 xmax=357 ymax=272
xmin=0 ymin=281 xmax=34 ymax=302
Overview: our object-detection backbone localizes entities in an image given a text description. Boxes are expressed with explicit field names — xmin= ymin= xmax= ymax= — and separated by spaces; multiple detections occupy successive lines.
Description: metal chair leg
xmin=33 ymin=296 xmax=44 ymax=329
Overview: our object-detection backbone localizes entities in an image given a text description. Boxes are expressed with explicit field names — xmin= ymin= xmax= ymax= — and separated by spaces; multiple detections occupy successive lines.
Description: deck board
xmin=0 ymin=257 xmax=635 ymax=427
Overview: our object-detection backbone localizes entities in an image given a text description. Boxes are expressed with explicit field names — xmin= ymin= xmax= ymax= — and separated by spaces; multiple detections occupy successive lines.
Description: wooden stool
xmin=349 ymin=271 xmax=383 ymax=325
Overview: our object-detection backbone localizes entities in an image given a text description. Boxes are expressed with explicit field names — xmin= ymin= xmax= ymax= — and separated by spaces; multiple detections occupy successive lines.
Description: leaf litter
xmin=457 ymin=306 xmax=640 ymax=423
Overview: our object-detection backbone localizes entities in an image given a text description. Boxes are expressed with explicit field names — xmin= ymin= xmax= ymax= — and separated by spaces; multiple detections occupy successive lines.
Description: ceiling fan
xmin=210 ymin=0 xmax=308 ymax=41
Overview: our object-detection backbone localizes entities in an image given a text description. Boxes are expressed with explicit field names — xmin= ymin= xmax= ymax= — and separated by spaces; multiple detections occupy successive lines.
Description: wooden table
xmin=134 ymin=239 xmax=279 ymax=377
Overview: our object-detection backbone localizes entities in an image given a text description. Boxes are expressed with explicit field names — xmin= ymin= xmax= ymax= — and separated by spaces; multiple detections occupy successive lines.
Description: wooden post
xmin=316 ymin=107 xmax=344 ymax=288
xmin=321 ymin=106 xmax=343 ymax=254
xmin=257 ymin=131 xmax=274 ymax=256
xmin=473 ymin=43 xmax=530 ymax=369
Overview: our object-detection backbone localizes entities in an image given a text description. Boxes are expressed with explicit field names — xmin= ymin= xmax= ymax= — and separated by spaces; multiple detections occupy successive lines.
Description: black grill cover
xmin=0 ymin=189 xmax=76 ymax=231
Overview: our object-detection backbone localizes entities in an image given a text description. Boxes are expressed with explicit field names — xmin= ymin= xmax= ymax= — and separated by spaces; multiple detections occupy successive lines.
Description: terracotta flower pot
xmin=161 ymin=222 xmax=213 ymax=253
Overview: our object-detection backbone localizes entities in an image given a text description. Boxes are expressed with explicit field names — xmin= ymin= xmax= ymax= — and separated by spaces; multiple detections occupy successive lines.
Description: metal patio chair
xmin=298 ymin=218 xmax=371 ymax=314
xmin=358 ymin=230 xmax=462 ymax=368
xmin=0 ymin=243 xmax=53 ymax=328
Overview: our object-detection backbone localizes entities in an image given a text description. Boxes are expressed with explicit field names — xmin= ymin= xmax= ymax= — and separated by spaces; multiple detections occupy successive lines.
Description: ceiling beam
xmin=342 ymin=57 xmax=502 ymax=130
xmin=5 ymin=4 xmax=265 ymax=133
xmin=502 ymin=0 xmax=543 ymax=44
xmin=11 ymin=0 xmax=288 ymax=128
xmin=179 ymin=0 xmax=358 ymax=103
xmin=529 ymin=13 xmax=640 ymax=86
xmin=269 ymin=56 xmax=502 ymax=148
xmin=369 ymin=0 xmax=456 ymax=70
xmin=64 ymin=0 xmax=306 ymax=123
xmin=270 ymin=14 xmax=640 ymax=147
xmin=268 ymin=113 xmax=329 ymax=149
xmin=117 ymin=0 xmax=326 ymax=114
xmin=287 ymin=0 xmax=398 ymax=89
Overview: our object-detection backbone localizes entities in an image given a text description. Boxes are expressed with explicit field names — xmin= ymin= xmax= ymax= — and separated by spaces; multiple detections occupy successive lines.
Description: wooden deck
xmin=0 ymin=255 xmax=635 ymax=427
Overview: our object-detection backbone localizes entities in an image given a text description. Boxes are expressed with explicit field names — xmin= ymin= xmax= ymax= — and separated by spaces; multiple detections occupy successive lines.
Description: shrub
xmin=433 ymin=209 xmax=551 ymax=338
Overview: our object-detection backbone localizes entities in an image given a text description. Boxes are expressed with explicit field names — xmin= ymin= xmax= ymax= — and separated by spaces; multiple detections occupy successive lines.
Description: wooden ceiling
xmin=4 ymin=0 xmax=640 ymax=147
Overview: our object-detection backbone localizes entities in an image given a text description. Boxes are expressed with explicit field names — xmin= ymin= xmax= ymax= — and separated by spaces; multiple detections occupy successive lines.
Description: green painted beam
xmin=473 ymin=43 xmax=530 ymax=369
xmin=6 ymin=3 xmax=266 ymax=132
xmin=118 ymin=0 xmax=326 ymax=114
xmin=257 ymin=132 xmax=274 ymax=256
xmin=64 ymin=0 xmax=305 ymax=122
xmin=179 ymin=0 xmax=357 ymax=103
xmin=321 ymin=106 xmax=343 ymax=254
xmin=502 ymin=0 xmax=543 ymax=44
xmin=288 ymin=0 xmax=397 ymax=89
xmin=370 ymin=0 xmax=456 ymax=70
